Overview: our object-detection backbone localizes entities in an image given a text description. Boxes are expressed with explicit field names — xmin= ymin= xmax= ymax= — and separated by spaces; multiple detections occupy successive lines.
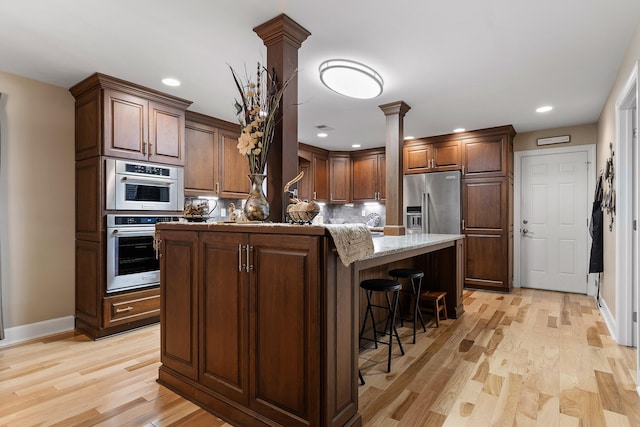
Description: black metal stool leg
xmin=359 ymin=290 xmax=379 ymax=348
xmin=387 ymin=289 xmax=404 ymax=372
xmin=358 ymin=369 xmax=365 ymax=385
xmin=411 ymin=277 xmax=427 ymax=343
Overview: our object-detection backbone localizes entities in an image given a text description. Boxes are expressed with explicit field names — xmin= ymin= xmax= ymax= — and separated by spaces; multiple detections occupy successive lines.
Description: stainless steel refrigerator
xmin=404 ymin=171 xmax=462 ymax=234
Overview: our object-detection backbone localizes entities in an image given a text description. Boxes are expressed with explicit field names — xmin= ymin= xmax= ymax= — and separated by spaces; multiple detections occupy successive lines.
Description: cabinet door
xmin=312 ymin=153 xmax=329 ymax=202
xmin=184 ymin=121 xmax=217 ymax=194
xmin=219 ymin=129 xmax=250 ymax=197
xmin=148 ymin=101 xmax=185 ymax=166
xmin=404 ymin=142 xmax=432 ymax=174
xmin=160 ymin=230 xmax=199 ymax=380
xmin=200 ymin=232 xmax=250 ymax=404
xmin=462 ymin=177 xmax=510 ymax=291
xmin=329 ymin=155 xmax=350 ymax=203
xmin=351 ymin=155 xmax=377 ymax=202
xmin=377 ymin=154 xmax=386 ymax=202
xmin=248 ymin=234 xmax=321 ymax=426
xmin=103 ymin=89 xmax=147 ymax=161
xmin=298 ymin=159 xmax=312 ymax=201
xmin=462 ymin=134 xmax=507 ymax=178
xmin=432 ymin=140 xmax=461 ymax=172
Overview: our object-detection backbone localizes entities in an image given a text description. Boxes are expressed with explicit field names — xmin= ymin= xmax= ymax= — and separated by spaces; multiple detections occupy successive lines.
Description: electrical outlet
xmin=362 ymin=210 xmax=366 ymax=216
xmin=221 ymin=208 xmax=226 ymax=217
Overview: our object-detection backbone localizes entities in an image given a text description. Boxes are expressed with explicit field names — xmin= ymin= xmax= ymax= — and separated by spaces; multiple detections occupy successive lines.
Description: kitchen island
xmin=155 ymin=222 xmax=464 ymax=427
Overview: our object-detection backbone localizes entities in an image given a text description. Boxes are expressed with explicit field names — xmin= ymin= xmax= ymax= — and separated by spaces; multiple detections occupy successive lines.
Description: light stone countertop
xmin=367 ymin=233 xmax=465 ymax=259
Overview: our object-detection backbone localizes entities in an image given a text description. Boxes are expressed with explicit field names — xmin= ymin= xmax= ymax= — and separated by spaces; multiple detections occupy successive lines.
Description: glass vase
xmin=244 ymin=173 xmax=269 ymax=221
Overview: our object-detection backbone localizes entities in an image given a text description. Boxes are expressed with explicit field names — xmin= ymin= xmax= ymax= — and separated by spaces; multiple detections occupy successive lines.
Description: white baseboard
xmin=0 ymin=316 xmax=75 ymax=348
xmin=596 ymin=295 xmax=617 ymax=342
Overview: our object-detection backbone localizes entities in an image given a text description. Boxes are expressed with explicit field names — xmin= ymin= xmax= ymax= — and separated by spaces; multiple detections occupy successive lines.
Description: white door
xmin=632 ymin=113 xmax=638 ymax=347
xmin=520 ymin=151 xmax=589 ymax=293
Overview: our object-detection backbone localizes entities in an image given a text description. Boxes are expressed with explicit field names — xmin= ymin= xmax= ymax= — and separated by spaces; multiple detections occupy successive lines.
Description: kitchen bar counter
xmin=155 ymin=223 xmax=464 ymax=427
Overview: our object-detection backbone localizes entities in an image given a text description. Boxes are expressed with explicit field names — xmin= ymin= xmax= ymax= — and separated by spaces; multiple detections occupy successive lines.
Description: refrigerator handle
xmin=423 ymin=192 xmax=430 ymax=234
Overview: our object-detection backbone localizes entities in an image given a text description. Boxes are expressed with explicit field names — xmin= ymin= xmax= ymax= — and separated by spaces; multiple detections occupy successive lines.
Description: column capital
xmin=254 ymin=14 xmax=311 ymax=48
xmin=379 ymin=101 xmax=411 ymax=117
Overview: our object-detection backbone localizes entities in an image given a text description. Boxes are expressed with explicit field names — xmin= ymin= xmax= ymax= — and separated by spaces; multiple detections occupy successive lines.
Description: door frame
xmin=614 ymin=61 xmax=638 ymax=352
xmin=514 ymin=144 xmax=596 ymax=294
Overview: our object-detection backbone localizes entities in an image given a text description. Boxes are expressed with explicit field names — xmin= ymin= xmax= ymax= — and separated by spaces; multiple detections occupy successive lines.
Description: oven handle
xmin=109 ymin=228 xmax=155 ymax=237
xmin=120 ymin=175 xmax=176 ymax=186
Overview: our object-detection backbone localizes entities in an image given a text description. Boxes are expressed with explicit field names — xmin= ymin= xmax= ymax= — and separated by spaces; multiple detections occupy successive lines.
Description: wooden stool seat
xmin=419 ymin=291 xmax=448 ymax=327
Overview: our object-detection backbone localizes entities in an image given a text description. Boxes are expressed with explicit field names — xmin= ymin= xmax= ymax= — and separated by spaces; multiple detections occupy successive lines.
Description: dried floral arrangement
xmin=229 ymin=62 xmax=293 ymax=174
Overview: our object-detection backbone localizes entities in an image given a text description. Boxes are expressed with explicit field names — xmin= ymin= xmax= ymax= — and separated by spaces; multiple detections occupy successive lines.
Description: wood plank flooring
xmin=1 ymin=288 xmax=638 ymax=426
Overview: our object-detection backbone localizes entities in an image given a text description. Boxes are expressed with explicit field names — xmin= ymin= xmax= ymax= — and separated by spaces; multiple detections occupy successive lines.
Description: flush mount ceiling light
xmin=453 ymin=128 xmax=465 ymax=133
xmin=162 ymin=77 xmax=181 ymax=87
xmin=404 ymin=135 xmax=415 ymax=140
xmin=536 ymin=105 xmax=553 ymax=113
xmin=317 ymin=132 xmax=328 ymax=138
xmin=319 ymin=59 xmax=383 ymax=99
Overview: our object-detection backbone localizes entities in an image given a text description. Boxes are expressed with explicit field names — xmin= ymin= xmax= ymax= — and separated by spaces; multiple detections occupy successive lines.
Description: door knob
xmin=523 ymin=219 xmax=528 ymax=224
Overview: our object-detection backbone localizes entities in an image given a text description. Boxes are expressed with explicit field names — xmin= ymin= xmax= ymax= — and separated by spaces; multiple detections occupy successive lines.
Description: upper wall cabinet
xmin=70 ymin=73 xmax=192 ymax=166
xmin=461 ymin=126 xmax=516 ymax=178
xmin=184 ymin=111 xmax=249 ymax=198
xmin=298 ymin=144 xmax=329 ymax=203
xmin=329 ymin=153 xmax=350 ymax=203
xmin=404 ymin=140 xmax=460 ymax=174
xmin=351 ymin=149 xmax=385 ymax=203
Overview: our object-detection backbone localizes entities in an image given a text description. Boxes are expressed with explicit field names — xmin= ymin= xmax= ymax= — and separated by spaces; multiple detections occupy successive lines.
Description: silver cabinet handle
xmin=142 ymin=142 xmax=147 ymax=156
xmin=462 ymin=219 xmax=465 ymax=230
xmin=216 ymin=182 xmax=220 ymax=193
xmin=313 ymin=191 xmax=316 ymax=200
xmin=462 ymin=165 xmax=465 ymax=175
xmin=238 ymin=244 xmax=243 ymax=272
xmin=148 ymin=142 xmax=153 ymax=157
xmin=246 ymin=245 xmax=253 ymax=272
xmin=115 ymin=306 xmax=133 ymax=313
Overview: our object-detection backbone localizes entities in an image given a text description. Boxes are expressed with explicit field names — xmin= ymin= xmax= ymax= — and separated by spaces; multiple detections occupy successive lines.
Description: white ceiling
xmin=1 ymin=0 xmax=639 ymax=150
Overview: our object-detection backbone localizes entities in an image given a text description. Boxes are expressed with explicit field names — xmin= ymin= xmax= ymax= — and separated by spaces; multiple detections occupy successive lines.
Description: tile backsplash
xmin=186 ymin=196 xmax=386 ymax=226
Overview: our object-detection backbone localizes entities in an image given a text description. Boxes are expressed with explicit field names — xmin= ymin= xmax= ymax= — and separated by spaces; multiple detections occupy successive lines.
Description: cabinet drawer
xmin=103 ymin=288 xmax=160 ymax=327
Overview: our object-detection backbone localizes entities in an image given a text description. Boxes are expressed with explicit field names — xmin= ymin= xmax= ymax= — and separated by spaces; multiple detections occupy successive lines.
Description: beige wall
xmin=596 ymin=24 xmax=640 ymax=318
xmin=514 ymin=123 xmax=597 ymax=152
xmin=0 ymin=70 xmax=75 ymax=328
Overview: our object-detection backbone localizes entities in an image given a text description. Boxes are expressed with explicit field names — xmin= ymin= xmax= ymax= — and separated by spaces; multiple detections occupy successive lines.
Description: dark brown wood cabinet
xmin=70 ymin=73 xmax=191 ymax=339
xmin=461 ymin=129 xmax=514 ymax=178
xmin=298 ymin=144 xmax=329 ymax=202
xmin=158 ymin=227 xmax=332 ymax=427
xmin=462 ymin=177 xmax=511 ymax=291
xmin=351 ymin=149 xmax=385 ymax=202
xmin=460 ymin=125 xmax=515 ymax=292
xmin=184 ymin=112 xmax=249 ymax=198
xmin=71 ymin=73 xmax=191 ymax=166
xmin=329 ymin=153 xmax=351 ymax=203
xmin=403 ymin=139 xmax=461 ymax=174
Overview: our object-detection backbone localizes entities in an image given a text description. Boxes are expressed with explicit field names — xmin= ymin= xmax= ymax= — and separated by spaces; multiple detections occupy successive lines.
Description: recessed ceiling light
xmin=317 ymin=132 xmax=328 ymax=138
xmin=536 ymin=106 xmax=553 ymax=113
xmin=404 ymin=136 xmax=415 ymax=140
xmin=352 ymin=144 xmax=361 ymax=148
xmin=453 ymin=128 xmax=465 ymax=133
xmin=319 ymin=59 xmax=383 ymax=99
xmin=162 ymin=78 xmax=181 ymax=87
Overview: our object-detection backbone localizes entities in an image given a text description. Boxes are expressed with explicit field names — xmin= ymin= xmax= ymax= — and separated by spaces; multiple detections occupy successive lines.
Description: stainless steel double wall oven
xmin=105 ymin=159 xmax=183 ymax=293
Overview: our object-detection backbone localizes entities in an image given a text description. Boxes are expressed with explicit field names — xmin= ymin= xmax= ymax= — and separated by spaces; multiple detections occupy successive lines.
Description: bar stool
xmin=359 ymin=278 xmax=405 ymax=373
xmin=388 ymin=268 xmax=427 ymax=343
xmin=420 ymin=291 xmax=448 ymax=327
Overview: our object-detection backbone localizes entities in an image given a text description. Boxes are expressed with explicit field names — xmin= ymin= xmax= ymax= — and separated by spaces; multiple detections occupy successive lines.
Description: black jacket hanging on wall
xmin=589 ymin=175 xmax=604 ymax=273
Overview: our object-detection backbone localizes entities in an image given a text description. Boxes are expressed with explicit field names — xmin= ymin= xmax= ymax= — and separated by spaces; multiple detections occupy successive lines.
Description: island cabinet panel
xmin=249 ymin=234 xmax=321 ymax=426
xmin=157 ymin=225 xmax=361 ymax=427
xmin=160 ymin=230 xmax=199 ymax=380
xmin=200 ymin=232 xmax=250 ymax=404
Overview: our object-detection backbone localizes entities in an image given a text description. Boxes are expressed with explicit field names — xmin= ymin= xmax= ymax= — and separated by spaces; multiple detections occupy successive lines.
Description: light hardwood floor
xmin=1 ymin=288 xmax=639 ymax=426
